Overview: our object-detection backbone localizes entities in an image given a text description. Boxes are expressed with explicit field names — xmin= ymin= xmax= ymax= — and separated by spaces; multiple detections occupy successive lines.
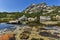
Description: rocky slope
xmin=24 ymin=2 xmax=60 ymax=14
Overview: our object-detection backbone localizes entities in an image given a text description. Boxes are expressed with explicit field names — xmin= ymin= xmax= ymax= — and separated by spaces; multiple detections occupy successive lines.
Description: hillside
xmin=0 ymin=2 xmax=60 ymax=22
xmin=24 ymin=2 xmax=60 ymax=14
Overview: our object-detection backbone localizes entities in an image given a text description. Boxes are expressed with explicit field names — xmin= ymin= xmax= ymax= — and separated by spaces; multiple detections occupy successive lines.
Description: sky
xmin=0 ymin=0 xmax=60 ymax=12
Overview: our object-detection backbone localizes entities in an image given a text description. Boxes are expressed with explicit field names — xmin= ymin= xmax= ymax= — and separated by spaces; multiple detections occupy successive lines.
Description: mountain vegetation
xmin=0 ymin=2 xmax=60 ymax=22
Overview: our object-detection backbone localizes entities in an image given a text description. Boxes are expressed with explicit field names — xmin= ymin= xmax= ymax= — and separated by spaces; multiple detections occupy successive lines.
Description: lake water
xmin=0 ymin=23 xmax=27 ymax=30
xmin=0 ymin=23 xmax=16 ymax=30
xmin=0 ymin=23 xmax=60 ymax=32
xmin=0 ymin=23 xmax=59 ymax=30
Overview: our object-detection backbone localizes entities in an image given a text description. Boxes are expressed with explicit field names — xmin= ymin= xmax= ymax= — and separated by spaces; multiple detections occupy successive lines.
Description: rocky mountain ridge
xmin=24 ymin=2 xmax=60 ymax=14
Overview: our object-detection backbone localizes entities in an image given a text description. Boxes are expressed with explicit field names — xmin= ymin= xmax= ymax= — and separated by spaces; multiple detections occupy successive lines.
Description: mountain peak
xmin=31 ymin=4 xmax=36 ymax=6
xmin=40 ymin=2 xmax=47 ymax=5
xmin=24 ymin=2 xmax=60 ymax=14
